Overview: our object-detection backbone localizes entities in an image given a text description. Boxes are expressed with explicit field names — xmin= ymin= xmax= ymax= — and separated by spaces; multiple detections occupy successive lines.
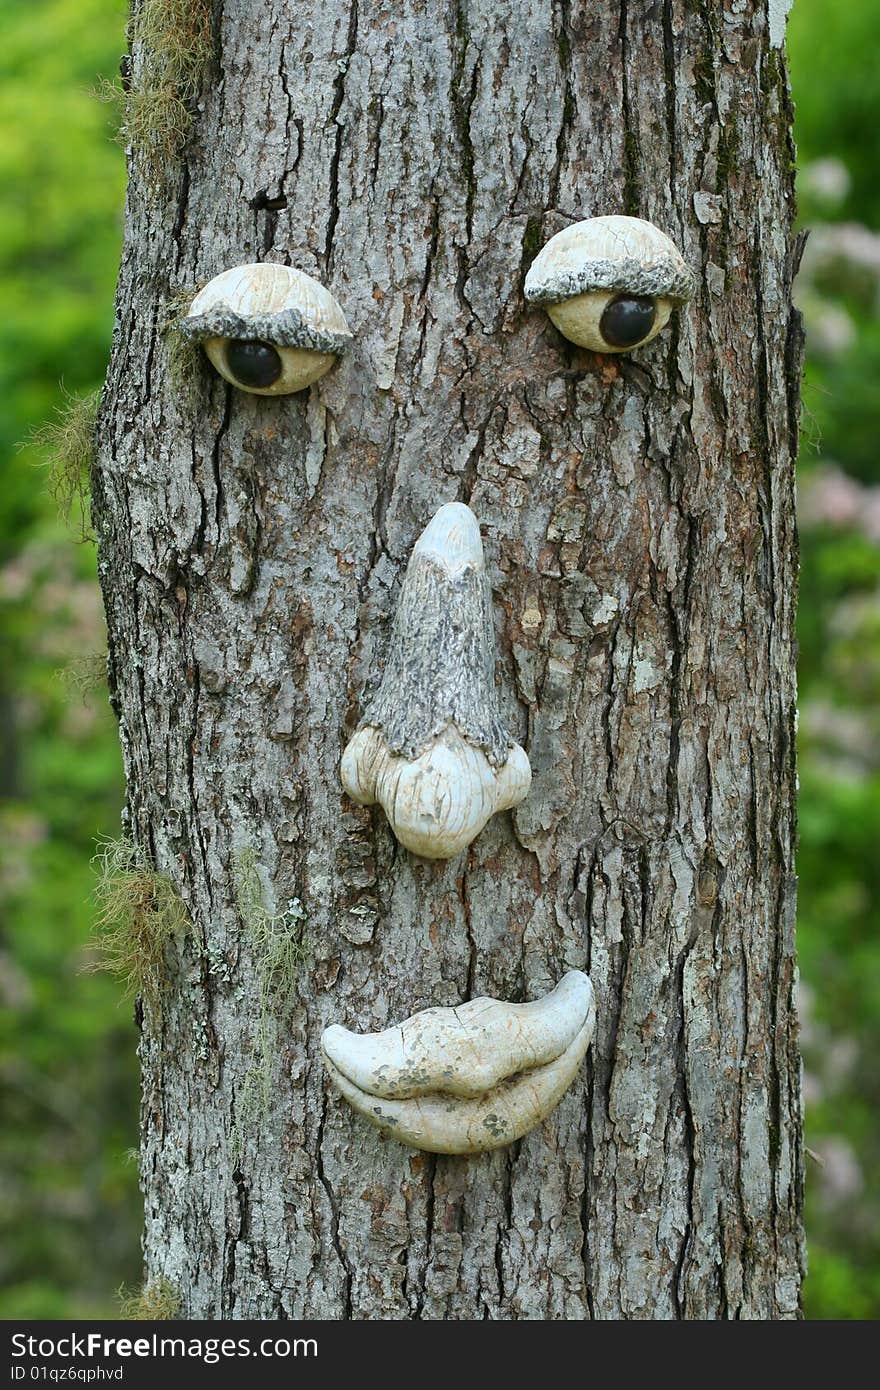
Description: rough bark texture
xmin=94 ymin=0 xmax=804 ymax=1318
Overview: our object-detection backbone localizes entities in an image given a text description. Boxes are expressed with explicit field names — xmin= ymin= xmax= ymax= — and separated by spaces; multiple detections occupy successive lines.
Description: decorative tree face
xmin=171 ymin=232 xmax=693 ymax=1156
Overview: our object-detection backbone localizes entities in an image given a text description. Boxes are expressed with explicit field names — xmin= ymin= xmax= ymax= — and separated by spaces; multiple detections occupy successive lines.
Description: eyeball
xmin=546 ymin=288 xmax=672 ymax=354
xmin=181 ymin=263 xmax=352 ymax=394
xmin=524 ymin=215 xmax=695 ymax=354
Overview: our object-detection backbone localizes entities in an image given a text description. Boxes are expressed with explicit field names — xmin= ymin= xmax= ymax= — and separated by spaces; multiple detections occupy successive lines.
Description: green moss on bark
xmin=231 ymin=850 xmax=309 ymax=1161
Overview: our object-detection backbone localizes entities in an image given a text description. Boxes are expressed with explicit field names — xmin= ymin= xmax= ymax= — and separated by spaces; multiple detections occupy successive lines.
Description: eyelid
xmin=524 ymin=215 xmax=696 ymax=307
xmin=180 ymin=303 xmax=351 ymax=357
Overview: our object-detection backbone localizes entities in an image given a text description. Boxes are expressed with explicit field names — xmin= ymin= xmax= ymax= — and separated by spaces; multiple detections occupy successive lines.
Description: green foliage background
xmin=787 ymin=0 xmax=880 ymax=1321
xmin=0 ymin=0 xmax=877 ymax=1319
xmin=0 ymin=0 xmax=133 ymax=1318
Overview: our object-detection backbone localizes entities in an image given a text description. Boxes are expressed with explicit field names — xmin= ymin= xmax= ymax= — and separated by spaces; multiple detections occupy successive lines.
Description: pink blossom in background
xmin=800 ymin=157 xmax=852 ymax=208
xmin=799 ymin=465 xmax=880 ymax=542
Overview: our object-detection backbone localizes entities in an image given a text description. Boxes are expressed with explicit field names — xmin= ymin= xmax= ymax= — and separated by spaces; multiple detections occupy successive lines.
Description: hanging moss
xmin=101 ymin=0 xmax=213 ymax=181
xmin=90 ymin=838 xmax=188 ymax=1012
xmin=118 ymin=1276 xmax=180 ymax=1320
xmin=26 ymin=388 xmax=100 ymax=541
xmin=57 ymin=652 xmax=107 ymax=701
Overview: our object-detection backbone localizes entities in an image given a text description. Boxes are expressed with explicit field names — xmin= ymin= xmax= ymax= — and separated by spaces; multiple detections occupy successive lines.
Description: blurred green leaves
xmin=0 ymin=0 xmax=125 ymax=551
xmin=788 ymin=0 xmax=880 ymax=229
xmin=0 ymin=0 xmax=133 ymax=1318
xmin=790 ymin=0 xmax=880 ymax=1321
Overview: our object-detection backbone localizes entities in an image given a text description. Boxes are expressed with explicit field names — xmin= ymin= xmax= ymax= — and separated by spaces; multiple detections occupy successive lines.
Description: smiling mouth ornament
xmin=321 ymin=970 xmax=596 ymax=1154
xmin=524 ymin=214 xmax=696 ymax=353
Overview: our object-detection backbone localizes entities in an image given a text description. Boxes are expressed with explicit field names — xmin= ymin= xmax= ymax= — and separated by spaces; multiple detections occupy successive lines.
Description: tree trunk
xmin=94 ymin=0 xmax=804 ymax=1319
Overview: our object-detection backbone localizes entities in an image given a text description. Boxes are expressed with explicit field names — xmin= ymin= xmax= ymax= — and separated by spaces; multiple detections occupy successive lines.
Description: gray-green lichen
xmin=90 ymin=837 xmax=188 ymax=1012
xmin=231 ymin=849 xmax=309 ymax=1159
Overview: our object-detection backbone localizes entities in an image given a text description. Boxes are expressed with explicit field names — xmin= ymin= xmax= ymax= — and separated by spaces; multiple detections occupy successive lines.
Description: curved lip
xmin=322 ymin=970 xmax=592 ymax=1099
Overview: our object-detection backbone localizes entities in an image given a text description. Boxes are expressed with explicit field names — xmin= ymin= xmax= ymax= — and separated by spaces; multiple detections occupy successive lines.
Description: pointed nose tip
xmin=414 ymin=502 xmax=483 ymax=574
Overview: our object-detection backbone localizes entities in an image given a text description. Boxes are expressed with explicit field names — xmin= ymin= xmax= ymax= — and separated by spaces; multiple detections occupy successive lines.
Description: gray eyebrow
xmin=525 ymin=253 xmax=697 ymax=306
xmin=180 ymin=303 xmax=352 ymax=355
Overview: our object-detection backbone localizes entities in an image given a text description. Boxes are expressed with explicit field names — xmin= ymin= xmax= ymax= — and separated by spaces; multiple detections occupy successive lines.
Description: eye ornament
xmin=524 ymin=214 xmax=696 ymax=354
xmin=181 ymin=263 xmax=352 ymax=394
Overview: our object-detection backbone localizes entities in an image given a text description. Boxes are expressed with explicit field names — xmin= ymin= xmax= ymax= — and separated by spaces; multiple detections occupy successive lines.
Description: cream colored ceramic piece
xmin=341 ymin=726 xmax=530 ymax=860
xmin=547 ymin=291 xmax=674 ymax=352
xmin=524 ymin=215 xmax=695 ymax=353
xmin=182 ymin=263 xmax=352 ymax=394
xmin=340 ymin=503 xmax=531 ymax=859
xmin=322 ymin=970 xmax=596 ymax=1154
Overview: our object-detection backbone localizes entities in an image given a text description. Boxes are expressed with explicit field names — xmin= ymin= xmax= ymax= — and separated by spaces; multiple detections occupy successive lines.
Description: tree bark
xmin=94 ymin=0 xmax=804 ymax=1318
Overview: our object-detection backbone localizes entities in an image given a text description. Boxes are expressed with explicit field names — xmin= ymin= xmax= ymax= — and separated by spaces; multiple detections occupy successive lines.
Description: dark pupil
xmin=599 ymin=295 xmax=656 ymax=349
xmin=226 ymin=339 xmax=282 ymax=388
